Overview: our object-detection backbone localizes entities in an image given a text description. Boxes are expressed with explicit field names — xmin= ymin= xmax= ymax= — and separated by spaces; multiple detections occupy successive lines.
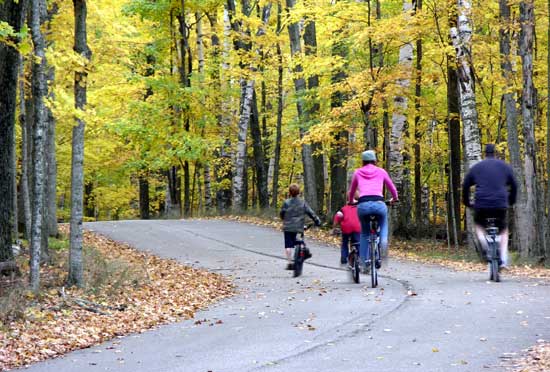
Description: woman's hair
xmin=362 ymin=160 xmax=376 ymax=166
xmin=289 ymin=184 xmax=300 ymax=197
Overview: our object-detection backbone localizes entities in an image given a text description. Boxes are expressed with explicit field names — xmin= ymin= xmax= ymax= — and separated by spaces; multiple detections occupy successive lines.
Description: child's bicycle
xmin=484 ymin=217 xmax=501 ymax=282
xmin=348 ymin=240 xmax=360 ymax=283
xmin=293 ymin=225 xmax=313 ymax=278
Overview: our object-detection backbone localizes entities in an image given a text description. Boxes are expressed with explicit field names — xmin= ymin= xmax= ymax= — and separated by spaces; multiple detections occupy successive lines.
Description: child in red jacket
xmin=333 ymin=194 xmax=361 ymax=265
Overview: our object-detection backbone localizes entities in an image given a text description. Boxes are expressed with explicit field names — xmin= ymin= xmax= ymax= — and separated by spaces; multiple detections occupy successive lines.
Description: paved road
xmin=24 ymin=220 xmax=550 ymax=372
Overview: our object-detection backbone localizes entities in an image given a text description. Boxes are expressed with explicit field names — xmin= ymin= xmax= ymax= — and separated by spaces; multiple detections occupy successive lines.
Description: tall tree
xmin=29 ymin=0 xmax=50 ymax=288
xmin=19 ymin=58 xmax=32 ymax=242
xmin=413 ymin=0 xmax=424 ymax=232
xmin=499 ymin=0 xmax=523 ymax=252
xmin=285 ymin=0 xmax=318 ymax=212
xmin=68 ymin=0 xmax=91 ymax=287
xmin=0 ymin=0 xmax=27 ymax=272
xmin=271 ymin=1 xmax=284 ymax=209
xmin=390 ymin=0 xmax=413 ymax=236
xmin=518 ymin=0 xmax=542 ymax=258
xmin=450 ymin=0 xmax=481 ymax=248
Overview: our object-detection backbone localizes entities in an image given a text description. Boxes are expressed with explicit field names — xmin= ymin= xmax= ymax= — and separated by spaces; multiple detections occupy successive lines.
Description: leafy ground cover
xmin=0 ymin=228 xmax=234 ymax=370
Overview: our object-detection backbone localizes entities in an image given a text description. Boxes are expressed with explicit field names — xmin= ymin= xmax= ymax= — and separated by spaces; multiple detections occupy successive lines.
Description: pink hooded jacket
xmin=348 ymin=164 xmax=398 ymax=204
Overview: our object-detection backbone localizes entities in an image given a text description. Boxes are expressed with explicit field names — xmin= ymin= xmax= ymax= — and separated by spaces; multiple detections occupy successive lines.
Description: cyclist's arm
xmin=383 ymin=171 xmax=399 ymax=201
xmin=333 ymin=211 xmax=344 ymax=226
xmin=304 ymin=202 xmax=321 ymax=226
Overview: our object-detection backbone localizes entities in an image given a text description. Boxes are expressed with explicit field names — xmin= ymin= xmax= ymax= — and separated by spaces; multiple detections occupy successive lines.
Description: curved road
xmin=25 ymin=219 xmax=550 ymax=372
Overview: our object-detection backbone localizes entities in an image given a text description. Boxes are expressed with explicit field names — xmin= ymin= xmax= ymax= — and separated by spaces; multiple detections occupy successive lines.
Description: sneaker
xmin=375 ymin=259 xmax=381 ymax=269
xmin=304 ymin=249 xmax=312 ymax=260
xmin=286 ymin=263 xmax=295 ymax=270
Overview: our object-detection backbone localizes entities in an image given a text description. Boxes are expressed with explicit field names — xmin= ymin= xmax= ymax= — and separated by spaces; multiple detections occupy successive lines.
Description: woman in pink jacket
xmin=348 ymin=150 xmax=398 ymax=269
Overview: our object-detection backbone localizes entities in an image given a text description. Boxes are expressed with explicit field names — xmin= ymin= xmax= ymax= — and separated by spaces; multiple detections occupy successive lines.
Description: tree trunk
xmin=68 ymin=0 xmax=91 ymax=288
xmin=19 ymin=59 xmax=32 ymax=241
xmin=44 ymin=0 xmax=58 ymax=238
xmin=272 ymin=4 xmax=283 ymax=209
xmin=447 ymin=63 xmax=461 ymax=247
xmin=450 ymin=0 xmax=482 ymax=249
xmin=203 ymin=164 xmax=213 ymax=211
xmin=139 ymin=175 xmax=150 ymax=219
xmin=285 ymin=0 xmax=318 ymax=212
xmin=547 ymin=0 xmax=550 ymax=261
xmin=29 ymin=0 xmax=50 ymax=288
xmin=304 ymin=18 xmax=324 ymax=215
xmin=0 ymin=0 xmax=26 ymax=269
xmin=250 ymin=89 xmax=269 ymax=209
xmin=499 ymin=0 xmax=523 ymax=253
xmin=519 ymin=0 xmax=541 ymax=259
xmin=413 ymin=0 xmax=423 ymax=233
xmin=232 ymin=79 xmax=254 ymax=212
xmin=390 ymin=0 xmax=413 ymax=237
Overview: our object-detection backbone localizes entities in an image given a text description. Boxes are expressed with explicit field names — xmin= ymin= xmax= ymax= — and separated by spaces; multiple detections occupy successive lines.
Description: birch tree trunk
xmin=0 ymin=0 xmax=26 ymax=269
xmin=518 ymin=0 xmax=541 ymax=259
xmin=233 ymin=80 xmax=254 ymax=212
xmin=68 ymin=0 xmax=91 ymax=287
xmin=285 ymin=0 xmax=318 ymax=212
xmin=450 ymin=0 xmax=482 ymax=248
xmin=499 ymin=0 xmax=524 ymax=253
xmin=390 ymin=0 xmax=413 ymax=237
xmin=29 ymin=0 xmax=50 ymax=288
xmin=450 ymin=1 xmax=482 ymax=169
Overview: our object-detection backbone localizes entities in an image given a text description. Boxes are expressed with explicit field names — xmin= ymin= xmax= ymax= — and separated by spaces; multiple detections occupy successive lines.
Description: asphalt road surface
xmin=23 ymin=219 xmax=550 ymax=372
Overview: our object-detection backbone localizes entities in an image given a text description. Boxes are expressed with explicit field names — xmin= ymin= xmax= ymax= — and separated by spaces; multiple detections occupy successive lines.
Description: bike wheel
xmin=349 ymin=251 xmax=360 ymax=283
xmin=370 ymin=239 xmax=378 ymax=288
xmin=293 ymin=246 xmax=304 ymax=277
xmin=489 ymin=243 xmax=500 ymax=282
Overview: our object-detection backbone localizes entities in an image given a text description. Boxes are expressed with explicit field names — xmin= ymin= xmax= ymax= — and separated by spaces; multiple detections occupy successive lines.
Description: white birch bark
xmin=389 ymin=0 xmax=413 ymax=234
xmin=232 ymin=80 xmax=255 ymax=211
xmin=450 ymin=1 xmax=482 ymax=169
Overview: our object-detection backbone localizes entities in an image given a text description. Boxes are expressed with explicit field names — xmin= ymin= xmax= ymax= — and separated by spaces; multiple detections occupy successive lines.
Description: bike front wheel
xmin=370 ymin=238 xmax=378 ymax=288
xmin=349 ymin=250 xmax=360 ymax=284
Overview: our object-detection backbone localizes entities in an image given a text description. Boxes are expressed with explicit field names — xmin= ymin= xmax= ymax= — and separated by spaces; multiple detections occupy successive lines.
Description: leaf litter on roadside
xmin=0 ymin=228 xmax=234 ymax=370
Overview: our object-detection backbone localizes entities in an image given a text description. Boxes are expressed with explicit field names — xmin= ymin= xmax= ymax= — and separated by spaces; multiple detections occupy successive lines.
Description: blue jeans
xmin=341 ymin=232 xmax=360 ymax=263
xmin=357 ymin=201 xmax=389 ymax=263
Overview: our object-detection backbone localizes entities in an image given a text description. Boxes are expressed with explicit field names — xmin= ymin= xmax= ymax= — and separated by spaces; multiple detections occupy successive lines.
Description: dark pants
xmin=341 ymin=232 xmax=360 ymax=263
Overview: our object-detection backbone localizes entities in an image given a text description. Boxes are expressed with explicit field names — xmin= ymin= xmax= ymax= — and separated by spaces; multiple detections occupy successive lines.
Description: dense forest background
xmin=1 ymin=0 xmax=550 ymax=287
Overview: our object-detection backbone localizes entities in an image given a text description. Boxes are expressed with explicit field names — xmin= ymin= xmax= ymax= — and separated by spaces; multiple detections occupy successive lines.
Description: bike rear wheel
xmin=293 ymin=246 xmax=304 ymax=277
xmin=370 ymin=237 xmax=378 ymax=288
xmin=489 ymin=243 xmax=500 ymax=282
xmin=349 ymin=250 xmax=360 ymax=283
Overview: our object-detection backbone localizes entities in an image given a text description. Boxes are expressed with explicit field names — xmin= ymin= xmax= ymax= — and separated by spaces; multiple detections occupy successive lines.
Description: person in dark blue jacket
xmin=462 ymin=144 xmax=518 ymax=269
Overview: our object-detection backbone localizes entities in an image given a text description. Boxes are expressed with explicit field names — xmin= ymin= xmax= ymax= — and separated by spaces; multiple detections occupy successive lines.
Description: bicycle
xmin=293 ymin=225 xmax=313 ymax=278
xmin=364 ymin=200 xmax=395 ymax=288
xmin=484 ymin=217 xmax=500 ymax=282
xmin=348 ymin=240 xmax=360 ymax=284
xmin=366 ymin=215 xmax=382 ymax=288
